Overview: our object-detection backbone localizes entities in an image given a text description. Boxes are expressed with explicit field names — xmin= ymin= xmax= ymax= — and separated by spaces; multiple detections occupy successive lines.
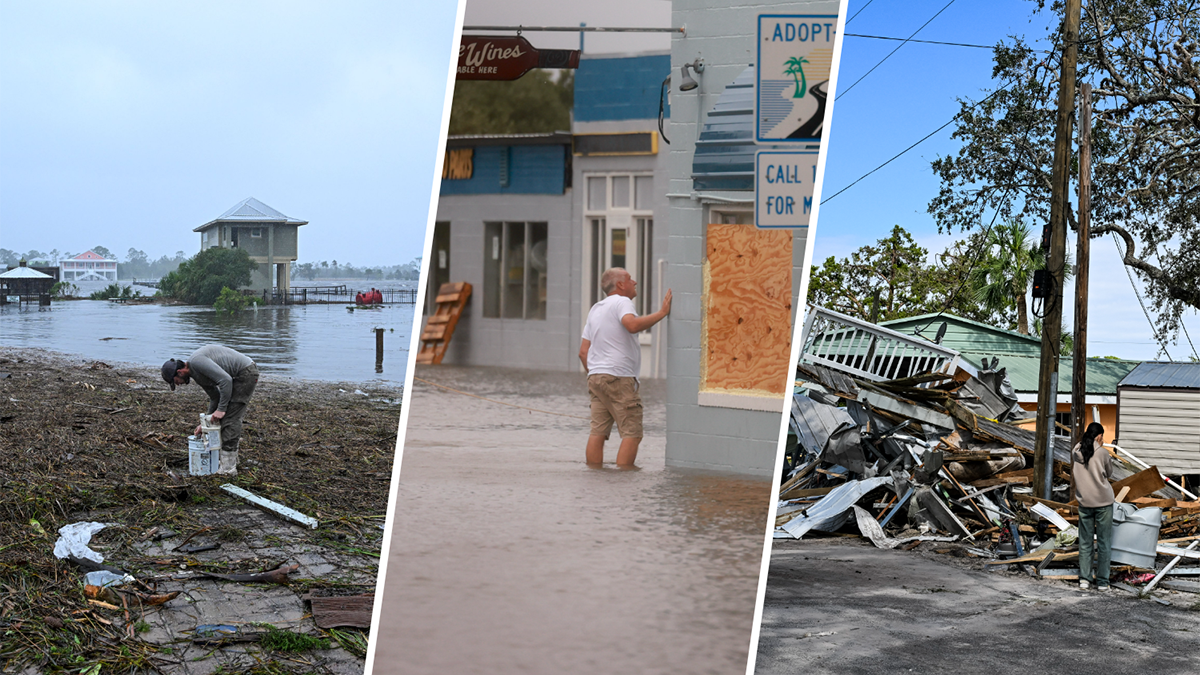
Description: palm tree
xmin=783 ymin=56 xmax=809 ymax=99
xmin=969 ymin=221 xmax=1043 ymax=334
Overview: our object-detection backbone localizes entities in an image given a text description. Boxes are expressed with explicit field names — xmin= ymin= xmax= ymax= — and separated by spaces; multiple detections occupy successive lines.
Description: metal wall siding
xmin=1117 ymin=388 xmax=1200 ymax=473
xmin=440 ymin=145 xmax=567 ymax=195
xmin=575 ymin=55 xmax=671 ymax=122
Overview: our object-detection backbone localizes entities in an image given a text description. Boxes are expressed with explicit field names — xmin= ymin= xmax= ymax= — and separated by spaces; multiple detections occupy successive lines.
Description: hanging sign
xmin=457 ymin=36 xmax=581 ymax=80
xmin=756 ymin=15 xmax=837 ymax=143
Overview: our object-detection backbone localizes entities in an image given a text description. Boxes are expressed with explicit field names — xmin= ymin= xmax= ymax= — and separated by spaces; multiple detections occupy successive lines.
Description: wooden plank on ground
xmin=306 ymin=594 xmax=374 ymax=629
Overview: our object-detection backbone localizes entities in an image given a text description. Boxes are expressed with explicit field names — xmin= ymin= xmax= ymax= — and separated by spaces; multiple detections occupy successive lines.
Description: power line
xmin=836 ymin=0 xmax=960 ymax=101
xmin=821 ymin=44 xmax=1062 ymax=206
xmin=1111 ymin=233 xmax=1172 ymax=360
xmin=846 ymin=0 xmax=877 ymax=26
xmin=844 ymin=33 xmax=995 ymax=49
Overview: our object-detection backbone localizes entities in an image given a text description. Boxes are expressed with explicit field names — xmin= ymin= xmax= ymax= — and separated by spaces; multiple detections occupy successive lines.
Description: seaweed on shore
xmin=0 ymin=347 xmax=397 ymax=673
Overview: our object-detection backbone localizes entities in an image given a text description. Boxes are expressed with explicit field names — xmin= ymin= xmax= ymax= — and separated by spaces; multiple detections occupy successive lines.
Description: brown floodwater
xmin=372 ymin=365 xmax=773 ymax=675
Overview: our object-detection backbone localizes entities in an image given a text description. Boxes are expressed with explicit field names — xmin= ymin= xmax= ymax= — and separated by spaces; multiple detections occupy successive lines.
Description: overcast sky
xmin=462 ymin=0 xmax=672 ymax=53
xmin=0 ymin=1 xmax=458 ymax=268
xmin=815 ymin=0 xmax=1199 ymax=361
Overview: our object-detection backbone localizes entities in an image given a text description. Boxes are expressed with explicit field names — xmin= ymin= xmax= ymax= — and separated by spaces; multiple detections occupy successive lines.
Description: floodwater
xmin=375 ymin=365 xmax=773 ymax=675
xmin=0 ymin=281 xmax=416 ymax=383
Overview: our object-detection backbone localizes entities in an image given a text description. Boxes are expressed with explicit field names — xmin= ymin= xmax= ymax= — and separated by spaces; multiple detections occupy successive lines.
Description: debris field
xmin=0 ymin=347 xmax=400 ymax=674
xmin=777 ymin=357 xmax=1200 ymax=601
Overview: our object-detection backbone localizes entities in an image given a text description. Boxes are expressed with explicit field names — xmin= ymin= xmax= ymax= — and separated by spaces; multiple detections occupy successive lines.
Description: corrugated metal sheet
xmin=957 ymin=353 xmax=1141 ymax=396
xmin=1118 ymin=361 xmax=1200 ymax=389
xmin=691 ymin=66 xmax=816 ymax=191
xmin=1117 ymin=388 xmax=1200 ymax=473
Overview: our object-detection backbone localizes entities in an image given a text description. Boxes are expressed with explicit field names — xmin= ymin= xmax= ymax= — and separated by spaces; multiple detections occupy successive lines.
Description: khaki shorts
xmin=588 ymin=374 xmax=643 ymax=439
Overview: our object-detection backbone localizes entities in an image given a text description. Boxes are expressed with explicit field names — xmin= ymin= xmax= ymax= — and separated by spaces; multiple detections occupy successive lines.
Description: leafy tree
xmin=50 ymin=281 xmax=79 ymax=298
xmin=89 ymin=283 xmax=138 ymax=300
xmin=931 ymin=0 xmax=1200 ymax=347
xmin=0 ymin=249 xmax=17 ymax=266
xmin=969 ymin=221 xmax=1045 ymax=335
xmin=448 ymin=69 xmax=574 ymax=135
xmin=90 ymin=245 xmax=114 ymax=260
xmin=213 ymin=286 xmax=259 ymax=313
xmin=159 ymin=247 xmax=256 ymax=305
xmin=808 ymin=225 xmax=943 ymax=321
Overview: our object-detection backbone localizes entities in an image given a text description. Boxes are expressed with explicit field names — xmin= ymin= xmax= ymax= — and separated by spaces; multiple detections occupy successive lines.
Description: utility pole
xmin=1072 ymin=83 xmax=1093 ymax=451
xmin=1034 ymin=0 xmax=1083 ymax=500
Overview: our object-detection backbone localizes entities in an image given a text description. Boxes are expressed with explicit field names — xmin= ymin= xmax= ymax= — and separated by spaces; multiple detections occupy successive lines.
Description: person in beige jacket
xmin=1072 ymin=422 xmax=1114 ymax=591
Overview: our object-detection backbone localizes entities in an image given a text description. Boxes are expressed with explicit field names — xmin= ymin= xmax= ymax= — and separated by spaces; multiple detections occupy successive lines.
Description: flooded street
xmin=0 ymin=283 xmax=416 ymax=383
xmin=375 ymin=366 xmax=773 ymax=675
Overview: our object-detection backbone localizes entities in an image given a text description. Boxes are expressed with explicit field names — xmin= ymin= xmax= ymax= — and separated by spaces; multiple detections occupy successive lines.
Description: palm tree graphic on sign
xmin=783 ymin=56 xmax=809 ymax=99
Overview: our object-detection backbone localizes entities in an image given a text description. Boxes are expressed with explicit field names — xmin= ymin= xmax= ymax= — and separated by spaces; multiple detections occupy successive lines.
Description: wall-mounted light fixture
xmin=678 ymin=58 xmax=704 ymax=91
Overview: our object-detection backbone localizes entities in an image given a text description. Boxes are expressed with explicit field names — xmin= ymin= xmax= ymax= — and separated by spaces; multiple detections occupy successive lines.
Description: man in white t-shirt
xmin=579 ymin=267 xmax=671 ymax=468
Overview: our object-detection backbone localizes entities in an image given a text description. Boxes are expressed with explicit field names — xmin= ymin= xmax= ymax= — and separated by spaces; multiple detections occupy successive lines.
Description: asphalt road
xmin=755 ymin=538 xmax=1200 ymax=674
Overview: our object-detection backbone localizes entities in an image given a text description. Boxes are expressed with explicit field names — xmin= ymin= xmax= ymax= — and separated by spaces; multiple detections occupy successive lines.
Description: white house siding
xmin=664 ymin=0 xmax=831 ymax=475
xmin=1117 ymin=388 xmax=1200 ymax=473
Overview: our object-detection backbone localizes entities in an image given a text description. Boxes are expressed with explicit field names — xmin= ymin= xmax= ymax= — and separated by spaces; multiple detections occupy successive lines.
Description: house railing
xmin=799 ymin=304 xmax=961 ymax=384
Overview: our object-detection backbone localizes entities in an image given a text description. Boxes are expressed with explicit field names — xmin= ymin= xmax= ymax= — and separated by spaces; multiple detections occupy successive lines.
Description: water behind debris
xmin=0 ymin=280 xmax=417 ymax=383
xmin=376 ymin=365 xmax=773 ymax=675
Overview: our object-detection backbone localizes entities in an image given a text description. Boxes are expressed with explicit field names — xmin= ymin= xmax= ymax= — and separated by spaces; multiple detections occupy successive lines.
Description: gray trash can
xmin=1110 ymin=502 xmax=1162 ymax=569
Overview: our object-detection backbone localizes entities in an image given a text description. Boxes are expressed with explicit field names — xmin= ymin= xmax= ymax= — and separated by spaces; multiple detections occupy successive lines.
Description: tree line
xmin=809 ymin=222 xmax=1075 ymax=354
xmin=1 ymin=246 xmax=420 ymax=283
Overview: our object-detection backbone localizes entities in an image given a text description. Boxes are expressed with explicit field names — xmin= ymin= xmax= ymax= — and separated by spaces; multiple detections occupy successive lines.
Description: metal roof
xmin=0 ymin=265 xmax=53 ymax=279
xmin=1118 ymin=361 xmax=1200 ymax=389
xmin=195 ymin=197 xmax=307 ymax=231
xmin=881 ymin=313 xmax=1040 ymax=358
xmin=963 ymin=353 xmax=1142 ymax=395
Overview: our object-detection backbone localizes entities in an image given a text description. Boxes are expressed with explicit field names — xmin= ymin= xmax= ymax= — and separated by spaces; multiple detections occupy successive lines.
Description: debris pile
xmin=778 ymin=360 xmax=1200 ymax=599
xmin=0 ymin=347 xmax=396 ymax=673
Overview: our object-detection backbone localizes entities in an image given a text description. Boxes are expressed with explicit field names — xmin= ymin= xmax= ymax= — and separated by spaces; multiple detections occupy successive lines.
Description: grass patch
xmin=256 ymin=624 xmax=330 ymax=652
xmin=329 ymin=628 xmax=369 ymax=657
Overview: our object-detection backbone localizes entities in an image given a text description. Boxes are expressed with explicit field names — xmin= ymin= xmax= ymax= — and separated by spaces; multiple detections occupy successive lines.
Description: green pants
xmin=1078 ymin=504 xmax=1113 ymax=587
xmin=219 ymin=364 xmax=259 ymax=451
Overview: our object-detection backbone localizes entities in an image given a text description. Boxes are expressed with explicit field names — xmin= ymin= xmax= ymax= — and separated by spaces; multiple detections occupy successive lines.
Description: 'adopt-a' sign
xmin=756 ymin=15 xmax=837 ymax=143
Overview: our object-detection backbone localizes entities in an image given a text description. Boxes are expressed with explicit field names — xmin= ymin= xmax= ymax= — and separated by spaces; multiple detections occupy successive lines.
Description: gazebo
xmin=1 ymin=260 xmax=55 ymax=306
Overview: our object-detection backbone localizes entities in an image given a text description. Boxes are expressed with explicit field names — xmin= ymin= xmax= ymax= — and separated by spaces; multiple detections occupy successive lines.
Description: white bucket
xmin=189 ymin=413 xmax=222 ymax=476
xmin=188 ymin=435 xmax=217 ymax=475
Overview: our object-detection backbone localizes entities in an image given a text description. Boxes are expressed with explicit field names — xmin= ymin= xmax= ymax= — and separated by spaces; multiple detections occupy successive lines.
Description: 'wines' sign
xmin=457 ymin=36 xmax=580 ymax=81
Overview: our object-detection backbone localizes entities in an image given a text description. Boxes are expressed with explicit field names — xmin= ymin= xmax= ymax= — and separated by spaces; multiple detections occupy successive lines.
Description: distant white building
xmin=61 ymin=250 xmax=118 ymax=281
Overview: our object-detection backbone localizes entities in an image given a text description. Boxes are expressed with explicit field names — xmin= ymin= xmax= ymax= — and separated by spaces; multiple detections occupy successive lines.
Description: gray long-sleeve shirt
xmin=187 ymin=345 xmax=254 ymax=413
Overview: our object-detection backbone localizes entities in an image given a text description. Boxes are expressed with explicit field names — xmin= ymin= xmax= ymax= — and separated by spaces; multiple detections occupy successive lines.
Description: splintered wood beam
xmin=220 ymin=484 xmax=318 ymax=529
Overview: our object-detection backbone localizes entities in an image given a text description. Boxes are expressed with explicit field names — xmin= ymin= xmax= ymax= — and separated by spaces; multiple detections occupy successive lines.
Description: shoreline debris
xmin=221 ymin=484 xmax=319 ymax=529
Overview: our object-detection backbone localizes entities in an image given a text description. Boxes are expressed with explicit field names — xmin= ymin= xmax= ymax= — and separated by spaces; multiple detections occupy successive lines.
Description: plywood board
xmin=701 ymin=224 xmax=793 ymax=396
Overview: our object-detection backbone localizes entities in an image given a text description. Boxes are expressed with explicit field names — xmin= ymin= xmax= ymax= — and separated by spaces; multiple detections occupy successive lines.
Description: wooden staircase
xmin=416 ymin=282 xmax=472 ymax=365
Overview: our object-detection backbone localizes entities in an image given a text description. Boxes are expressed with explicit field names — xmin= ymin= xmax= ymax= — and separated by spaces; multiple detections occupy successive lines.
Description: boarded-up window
xmin=700 ymin=223 xmax=793 ymax=396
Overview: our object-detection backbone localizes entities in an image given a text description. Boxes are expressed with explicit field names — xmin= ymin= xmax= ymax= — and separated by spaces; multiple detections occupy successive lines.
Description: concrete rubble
xmin=778 ymin=350 xmax=1200 ymax=601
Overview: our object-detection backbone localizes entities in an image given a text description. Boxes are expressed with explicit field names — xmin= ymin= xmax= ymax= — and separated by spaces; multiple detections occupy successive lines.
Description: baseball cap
xmin=162 ymin=359 xmax=180 ymax=390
